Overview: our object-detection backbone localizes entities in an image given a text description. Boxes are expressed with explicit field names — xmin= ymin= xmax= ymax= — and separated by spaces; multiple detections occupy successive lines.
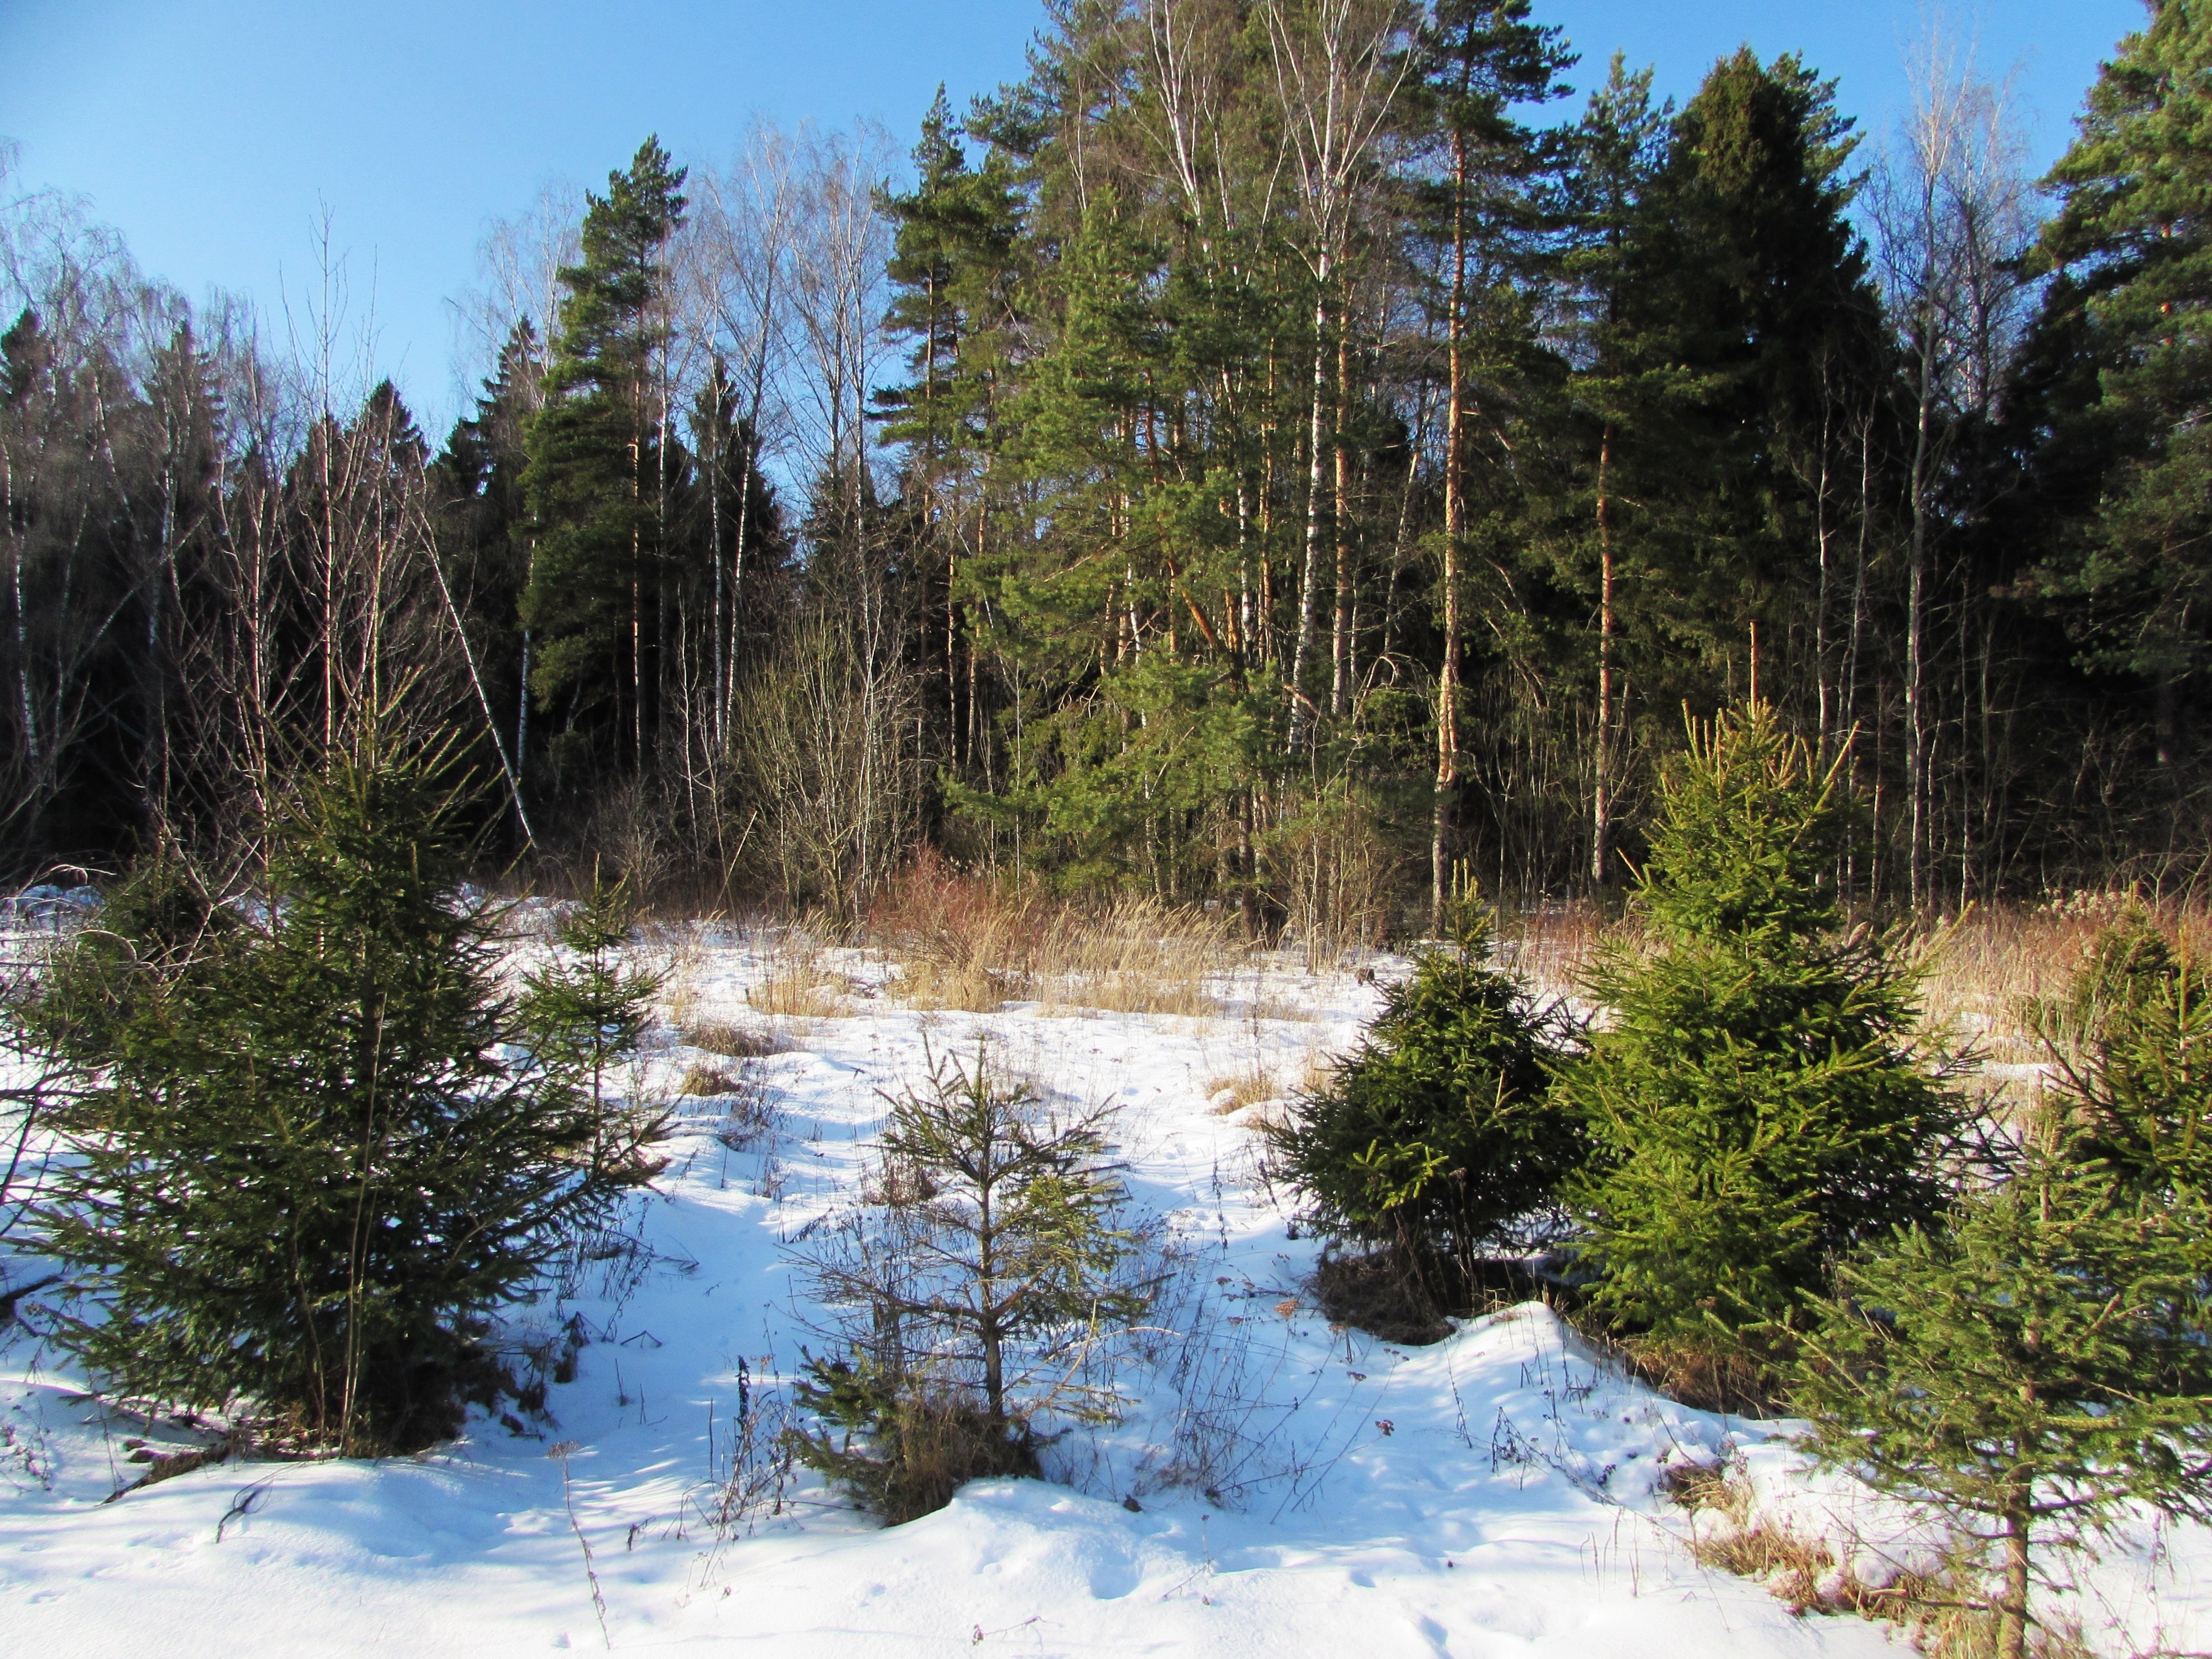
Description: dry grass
xmin=867 ymin=856 xmax=1244 ymax=1018
xmin=680 ymin=1014 xmax=781 ymax=1059
xmin=1613 ymin=1333 xmax=1787 ymax=1418
xmin=1243 ymin=988 xmax=1323 ymax=1022
xmin=1203 ymin=1068 xmax=1279 ymax=1112
xmin=1666 ymin=1465 xmax=2098 ymax=1659
xmin=1668 ymin=1463 xmax=1933 ymax=1623
xmin=1501 ymin=891 xmax=2212 ymax=1084
xmin=1919 ymin=893 xmax=2212 ymax=1065
xmin=747 ymin=943 xmax=856 ymax=1019
xmin=1669 ymin=1462 xmax=1849 ymax=1614
xmin=680 ymin=1060 xmax=747 ymax=1098
xmin=1496 ymin=901 xmax=1609 ymax=997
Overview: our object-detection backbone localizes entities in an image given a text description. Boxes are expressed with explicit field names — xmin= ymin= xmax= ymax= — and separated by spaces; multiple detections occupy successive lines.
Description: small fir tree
xmin=1794 ymin=1143 xmax=2212 ymax=1659
xmin=790 ymin=1046 xmax=1151 ymax=1519
xmin=19 ymin=749 xmax=658 ymax=1452
xmin=2037 ymin=913 xmax=2212 ymax=1198
xmin=518 ymin=868 xmax=666 ymax=1138
xmin=1560 ymin=705 xmax=1963 ymax=1370
xmin=1276 ymin=886 xmax=1582 ymax=1282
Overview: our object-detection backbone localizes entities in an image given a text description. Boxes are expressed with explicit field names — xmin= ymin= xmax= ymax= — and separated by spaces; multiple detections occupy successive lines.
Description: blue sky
xmin=1 ymin=1 xmax=2145 ymax=435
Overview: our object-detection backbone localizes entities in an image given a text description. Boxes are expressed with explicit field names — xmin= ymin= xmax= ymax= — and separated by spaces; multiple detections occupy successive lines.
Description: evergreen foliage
xmin=1276 ymin=898 xmax=1582 ymax=1270
xmin=790 ymin=1350 xmax=1041 ymax=1525
xmin=518 ymin=869 xmax=666 ymax=1122
xmin=16 ymin=748 xmax=659 ymax=1453
xmin=2042 ymin=914 xmax=2212 ymax=1198
xmin=790 ymin=1047 xmax=1152 ymax=1517
xmin=2034 ymin=2 xmax=2212 ymax=752
xmin=1795 ymin=1141 xmax=2212 ymax=1659
xmin=8 ymin=11 xmax=2212 ymax=931
xmin=1561 ymin=705 xmax=1963 ymax=1356
xmin=522 ymin=137 xmax=688 ymax=766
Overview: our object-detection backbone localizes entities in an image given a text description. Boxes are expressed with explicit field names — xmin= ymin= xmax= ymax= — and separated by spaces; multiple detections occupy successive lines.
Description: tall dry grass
xmin=1918 ymin=893 xmax=2212 ymax=1064
xmin=1496 ymin=890 xmax=2212 ymax=1079
xmin=866 ymin=855 xmax=1245 ymax=1017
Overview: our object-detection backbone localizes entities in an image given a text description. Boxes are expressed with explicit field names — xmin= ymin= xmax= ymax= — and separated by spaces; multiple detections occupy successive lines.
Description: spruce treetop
xmin=1632 ymin=702 xmax=1853 ymax=950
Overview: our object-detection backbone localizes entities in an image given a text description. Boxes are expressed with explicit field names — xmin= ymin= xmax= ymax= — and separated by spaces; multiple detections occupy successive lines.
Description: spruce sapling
xmin=1276 ymin=873 xmax=1581 ymax=1292
xmin=1797 ymin=921 xmax=2212 ymax=1659
xmin=790 ymin=1045 xmax=1152 ymax=1519
xmin=1794 ymin=1147 xmax=2212 ymax=1659
xmin=518 ymin=868 xmax=670 ymax=1184
xmin=2037 ymin=912 xmax=2211 ymax=1198
xmin=19 ymin=748 xmax=659 ymax=1453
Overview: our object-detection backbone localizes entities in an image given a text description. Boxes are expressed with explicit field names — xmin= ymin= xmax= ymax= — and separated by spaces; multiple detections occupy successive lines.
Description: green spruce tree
xmin=1277 ymin=885 xmax=1582 ymax=1290
xmin=791 ymin=1047 xmax=1151 ymax=1519
xmin=518 ymin=868 xmax=665 ymax=1126
xmin=2039 ymin=912 xmax=2212 ymax=1198
xmin=20 ymin=747 xmax=659 ymax=1452
xmin=1796 ymin=1144 xmax=2212 ymax=1659
xmin=1561 ymin=705 xmax=1962 ymax=1380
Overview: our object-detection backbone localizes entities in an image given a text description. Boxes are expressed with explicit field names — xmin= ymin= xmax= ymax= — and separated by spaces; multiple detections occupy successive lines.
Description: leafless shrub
xmin=1310 ymin=1249 xmax=1457 ymax=1347
xmin=730 ymin=608 xmax=921 ymax=926
xmin=711 ymin=1075 xmax=781 ymax=1155
xmin=1261 ymin=787 xmax=1401 ymax=966
xmin=703 ymin=1357 xmax=795 ymax=1539
xmin=1128 ymin=1266 xmax=1318 ymax=1509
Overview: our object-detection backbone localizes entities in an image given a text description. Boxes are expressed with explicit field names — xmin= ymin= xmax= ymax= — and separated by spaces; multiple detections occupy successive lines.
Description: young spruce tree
xmin=791 ymin=1046 xmax=1150 ymax=1521
xmin=1561 ymin=705 xmax=1961 ymax=1379
xmin=2039 ymin=911 xmax=2212 ymax=1198
xmin=1277 ymin=878 xmax=1582 ymax=1303
xmin=22 ymin=748 xmax=659 ymax=1452
xmin=1796 ymin=929 xmax=2212 ymax=1659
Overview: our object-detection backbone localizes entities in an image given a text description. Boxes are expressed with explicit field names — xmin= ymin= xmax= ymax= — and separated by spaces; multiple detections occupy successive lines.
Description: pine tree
xmin=1409 ymin=1 xmax=1575 ymax=916
xmin=877 ymin=89 xmax=1027 ymax=778
xmin=1796 ymin=1144 xmax=2212 ymax=1659
xmin=1557 ymin=55 xmax=1680 ymax=886
xmin=1277 ymin=892 xmax=1582 ymax=1277
xmin=521 ymin=137 xmax=687 ymax=774
xmin=1560 ymin=705 xmax=1962 ymax=1372
xmin=19 ymin=746 xmax=659 ymax=1452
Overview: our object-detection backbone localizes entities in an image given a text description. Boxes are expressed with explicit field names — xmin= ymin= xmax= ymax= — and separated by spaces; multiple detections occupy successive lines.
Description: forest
xmin=3 ymin=0 xmax=2208 ymax=931
xmin=7 ymin=11 xmax=2212 ymax=1656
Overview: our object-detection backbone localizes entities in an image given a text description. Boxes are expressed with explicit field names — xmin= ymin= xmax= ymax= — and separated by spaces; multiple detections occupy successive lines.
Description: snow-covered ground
xmin=2 ymin=929 xmax=2205 ymax=1657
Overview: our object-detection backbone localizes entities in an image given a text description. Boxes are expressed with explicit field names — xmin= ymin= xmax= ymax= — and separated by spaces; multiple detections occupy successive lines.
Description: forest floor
xmin=2 ymin=922 xmax=2206 ymax=1658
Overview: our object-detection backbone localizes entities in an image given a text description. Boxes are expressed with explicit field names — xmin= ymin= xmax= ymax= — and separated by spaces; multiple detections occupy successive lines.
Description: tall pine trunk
xmin=1433 ymin=133 xmax=1467 ymax=928
xmin=1291 ymin=278 xmax=1331 ymax=750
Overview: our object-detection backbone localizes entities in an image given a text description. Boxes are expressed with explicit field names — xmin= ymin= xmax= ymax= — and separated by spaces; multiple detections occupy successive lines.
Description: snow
xmin=2 ymin=928 xmax=2205 ymax=1656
